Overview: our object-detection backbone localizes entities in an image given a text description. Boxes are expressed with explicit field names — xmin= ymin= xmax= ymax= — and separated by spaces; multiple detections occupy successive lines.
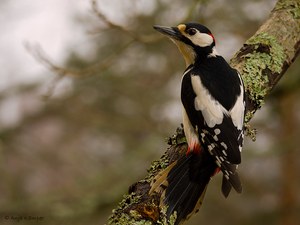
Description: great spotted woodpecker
xmin=150 ymin=23 xmax=245 ymax=224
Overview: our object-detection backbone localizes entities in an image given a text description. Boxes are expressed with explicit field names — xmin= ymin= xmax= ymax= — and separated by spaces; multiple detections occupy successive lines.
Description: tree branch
xmin=91 ymin=0 xmax=160 ymax=43
xmin=108 ymin=0 xmax=300 ymax=224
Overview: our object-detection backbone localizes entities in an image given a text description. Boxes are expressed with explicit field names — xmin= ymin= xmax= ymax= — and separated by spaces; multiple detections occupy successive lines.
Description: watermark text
xmin=0 ymin=215 xmax=45 ymax=223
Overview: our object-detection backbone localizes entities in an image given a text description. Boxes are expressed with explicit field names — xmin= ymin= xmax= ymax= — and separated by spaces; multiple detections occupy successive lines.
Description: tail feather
xmin=149 ymin=156 xmax=191 ymax=195
xmin=168 ymin=181 xmax=208 ymax=224
xmin=221 ymin=175 xmax=232 ymax=197
xmin=150 ymin=153 xmax=216 ymax=225
xmin=166 ymin=181 xmax=192 ymax=218
xmin=201 ymin=131 xmax=242 ymax=197
xmin=220 ymin=162 xmax=242 ymax=197
xmin=164 ymin=169 xmax=190 ymax=206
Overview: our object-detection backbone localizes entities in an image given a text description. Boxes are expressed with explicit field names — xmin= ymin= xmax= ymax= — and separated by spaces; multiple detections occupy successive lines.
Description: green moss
xmin=275 ymin=0 xmax=300 ymax=19
xmin=168 ymin=211 xmax=177 ymax=225
xmin=129 ymin=210 xmax=153 ymax=225
xmin=144 ymin=153 xmax=169 ymax=182
xmin=156 ymin=207 xmax=177 ymax=225
xmin=108 ymin=127 xmax=187 ymax=224
xmin=244 ymin=111 xmax=254 ymax=123
xmin=243 ymin=111 xmax=256 ymax=141
xmin=108 ymin=212 xmax=153 ymax=225
xmin=241 ymin=32 xmax=285 ymax=108
xmin=108 ymin=193 xmax=142 ymax=225
xmin=167 ymin=126 xmax=186 ymax=146
xmin=145 ymin=127 xmax=188 ymax=182
xmin=244 ymin=123 xmax=257 ymax=142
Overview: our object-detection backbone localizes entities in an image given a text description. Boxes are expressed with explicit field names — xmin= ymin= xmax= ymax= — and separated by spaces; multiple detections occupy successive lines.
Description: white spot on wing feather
xmin=221 ymin=142 xmax=228 ymax=149
xmin=214 ymin=129 xmax=220 ymax=134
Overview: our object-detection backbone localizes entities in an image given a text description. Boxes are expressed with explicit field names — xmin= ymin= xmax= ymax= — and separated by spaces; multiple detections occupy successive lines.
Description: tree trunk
xmin=108 ymin=0 xmax=300 ymax=224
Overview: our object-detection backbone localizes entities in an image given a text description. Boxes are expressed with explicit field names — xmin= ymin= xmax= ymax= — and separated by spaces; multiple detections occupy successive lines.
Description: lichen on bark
xmin=108 ymin=128 xmax=186 ymax=225
xmin=234 ymin=32 xmax=285 ymax=109
xmin=274 ymin=0 xmax=300 ymax=19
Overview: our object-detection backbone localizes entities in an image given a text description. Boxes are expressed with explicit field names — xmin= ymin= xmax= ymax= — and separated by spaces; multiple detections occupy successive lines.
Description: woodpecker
xmin=150 ymin=23 xmax=245 ymax=224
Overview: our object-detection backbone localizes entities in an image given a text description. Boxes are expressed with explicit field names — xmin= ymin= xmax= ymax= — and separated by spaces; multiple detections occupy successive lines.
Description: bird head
xmin=153 ymin=23 xmax=217 ymax=66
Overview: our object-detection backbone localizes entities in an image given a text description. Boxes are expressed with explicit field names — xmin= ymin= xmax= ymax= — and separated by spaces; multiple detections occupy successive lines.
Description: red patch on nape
xmin=186 ymin=143 xmax=202 ymax=156
xmin=209 ymin=33 xmax=216 ymax=44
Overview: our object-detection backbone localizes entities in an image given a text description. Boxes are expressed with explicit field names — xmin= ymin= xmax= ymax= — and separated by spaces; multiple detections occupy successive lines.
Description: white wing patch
xmin=229 ymin=88 xmax=244 ymax=130
xmin=229 ymin=74 xmax=245 ymax=130
xmin=191 ymin=75 xmax=228 ymax=128
xmin=191 ymin=73 xmax=244 ymax=130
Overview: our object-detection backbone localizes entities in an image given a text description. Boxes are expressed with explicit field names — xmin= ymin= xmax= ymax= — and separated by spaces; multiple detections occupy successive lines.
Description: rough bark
xmin=107 ymin=0 xmax=300 ymax=224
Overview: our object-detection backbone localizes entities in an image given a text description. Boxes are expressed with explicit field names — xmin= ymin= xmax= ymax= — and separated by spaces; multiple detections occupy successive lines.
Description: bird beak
xmin=153 ymin=25 xmax=182 ymax=40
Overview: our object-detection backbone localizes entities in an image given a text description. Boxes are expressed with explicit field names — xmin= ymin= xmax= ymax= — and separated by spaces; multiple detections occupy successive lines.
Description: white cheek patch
xmin=186 ymin=32 xmax=214 ymax=47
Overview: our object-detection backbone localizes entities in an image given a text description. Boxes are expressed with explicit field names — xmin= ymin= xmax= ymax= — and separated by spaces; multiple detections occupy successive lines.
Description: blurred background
xmin=0 ymin=0 xmax=299 ymax=224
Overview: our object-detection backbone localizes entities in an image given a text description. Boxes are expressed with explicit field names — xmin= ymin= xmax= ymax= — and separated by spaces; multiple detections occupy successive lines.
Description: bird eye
xmin=186 ymin=28 xmax=197 ymax=36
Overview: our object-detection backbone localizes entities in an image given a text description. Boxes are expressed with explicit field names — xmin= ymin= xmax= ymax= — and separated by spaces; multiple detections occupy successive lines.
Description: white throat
xmin=173 ymin=40 xmax=196 ymax=67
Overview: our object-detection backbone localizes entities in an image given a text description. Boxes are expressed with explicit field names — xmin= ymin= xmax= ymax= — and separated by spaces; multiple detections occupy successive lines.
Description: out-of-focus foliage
xmin=0 ymin=0 xmax=299 ymax=225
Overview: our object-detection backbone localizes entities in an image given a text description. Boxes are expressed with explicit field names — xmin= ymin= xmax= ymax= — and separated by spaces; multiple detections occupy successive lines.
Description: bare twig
xmin=90 ymin=0 xmax=160 ymax=43
xmin=25 ymin=0 xmax=166 ymax=99
xmin=25 ymin=39 xmax=133 ymax=98
xmin=24 ymin=42 xmax=77 ymax=77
